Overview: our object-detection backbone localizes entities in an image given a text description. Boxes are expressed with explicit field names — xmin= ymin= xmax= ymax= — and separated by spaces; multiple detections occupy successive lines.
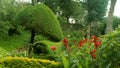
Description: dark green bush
xmin=33 ymin=41 xmax=49 ymax=54
xmin=1 ymin=56 xmax=62 ymax=68
xmin=33 ymin=40 xmax=62 ymax=54
xmin=15 ymin=4 xmax=63 ymax=42
xmin=0 ymin=21 xmax=10 ymax=34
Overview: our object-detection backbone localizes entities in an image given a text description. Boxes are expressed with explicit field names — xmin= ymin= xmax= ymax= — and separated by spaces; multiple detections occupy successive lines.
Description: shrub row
xmin=0 ymin=56 xmax=62 ymax=68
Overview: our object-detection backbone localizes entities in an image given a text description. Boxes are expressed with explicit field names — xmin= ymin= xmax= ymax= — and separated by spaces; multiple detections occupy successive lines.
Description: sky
xmin=114 ymin=0 xmax=120 ymax=17
xmin=16 ymin=0 xmax=120 ymax=17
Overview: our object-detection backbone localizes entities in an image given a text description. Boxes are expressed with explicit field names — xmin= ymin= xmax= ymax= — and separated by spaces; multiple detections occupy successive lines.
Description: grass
xmin=0 ymin=31 xmax=30 ymax=52
xmin=0 ymin=31 xmax=62 ymax=52
xmin=0 ymin=30 xmax=63 ymax=60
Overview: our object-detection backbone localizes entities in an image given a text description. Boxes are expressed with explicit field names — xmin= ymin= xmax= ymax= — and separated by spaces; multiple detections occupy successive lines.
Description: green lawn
xmin=0 ymin=32 xmax=30 ymax=52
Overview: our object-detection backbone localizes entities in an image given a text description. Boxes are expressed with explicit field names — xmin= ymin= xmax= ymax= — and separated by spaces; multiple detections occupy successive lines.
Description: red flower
xmin=97 ymin=41 xmax=101 ymax=45
xmin=91 ymin=39 xmax=95 ymax=42
xmin=63 ymin=38 xmax=68 ymax=44
xmin=94 ymin=41 xmax=101 ymax=49
xmin=90 ymin=49 xmax=96 ymax=54
xmin=63 ymin=38 xmax=69 ymax=47
xmin=79 ymin=40 xmax=83 ymax=47
xmin=91 ymin=53 xmax=96 ymax=59
xmin=62 ymin=38 xmax=72 ymax=53
xmin=51 ymin=46 xmax=57 ymax=51
xmin=92 ymin=35 xmax=97 ymax=39
xmin=90 ymin=49 xmax=97 ymax=59
xmin=91 ymin=35 xmax=98 ymax=42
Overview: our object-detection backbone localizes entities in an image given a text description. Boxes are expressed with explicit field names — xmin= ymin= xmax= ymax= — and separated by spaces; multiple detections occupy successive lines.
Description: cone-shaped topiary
xmin=15 ymin=4 xmax=63 ymax=42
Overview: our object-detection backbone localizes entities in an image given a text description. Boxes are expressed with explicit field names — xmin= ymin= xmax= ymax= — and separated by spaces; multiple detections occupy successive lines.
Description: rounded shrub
xmin=15 ymin=4 xmax=63 ymax=42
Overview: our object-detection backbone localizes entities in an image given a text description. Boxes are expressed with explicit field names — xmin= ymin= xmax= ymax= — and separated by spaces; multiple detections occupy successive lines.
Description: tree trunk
xmin=32 ymin=0 xmax=37 ymax=5
xmin=30 ymin=30 xmax=35 ymax=44
xmin=28 ymin=30 xmax=35 ymax=56
xmin=105 ymin=0 xmax=116 ymax=34
xmin=86 ymin=22 xmax=91 ymax=39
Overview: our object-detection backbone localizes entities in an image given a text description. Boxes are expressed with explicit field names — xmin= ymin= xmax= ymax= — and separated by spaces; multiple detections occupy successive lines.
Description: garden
xmin=0 ymin=0 xmax=120 ymax=68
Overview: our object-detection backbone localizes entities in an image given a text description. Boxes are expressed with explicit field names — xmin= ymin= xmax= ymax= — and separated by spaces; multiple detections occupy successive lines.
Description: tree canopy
xmin=84 ymin=0 xmax=109 ymax=38
xmin=86 ymin=0 xmax=109 ymax=22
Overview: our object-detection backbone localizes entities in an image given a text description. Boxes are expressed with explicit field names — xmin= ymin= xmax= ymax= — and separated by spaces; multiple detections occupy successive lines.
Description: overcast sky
xmin=114 ymin=0 xmax=120 ymax=17
xmin=16 ymin=0 xmax=120 ymax=17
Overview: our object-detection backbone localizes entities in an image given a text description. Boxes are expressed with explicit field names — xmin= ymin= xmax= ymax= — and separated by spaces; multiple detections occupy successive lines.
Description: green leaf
xmin=78 ymin=63 xmax=82 ymax=68
xmin=62 ymin=56 xmax=69 ymax=68
xmin=106 ymin=63 xmax=111 ymax=68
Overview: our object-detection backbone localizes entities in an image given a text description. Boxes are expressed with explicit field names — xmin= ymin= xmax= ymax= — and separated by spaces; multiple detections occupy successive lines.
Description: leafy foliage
xmin=112 ymin=16 xmax=120 ymax=29
xmin=0 ymin=21 xmax=10 ymax=34
xmin=98 ymin=25 xmax=120 ymax=67
xmin=15 ymin=4 xmax=63 ymax=42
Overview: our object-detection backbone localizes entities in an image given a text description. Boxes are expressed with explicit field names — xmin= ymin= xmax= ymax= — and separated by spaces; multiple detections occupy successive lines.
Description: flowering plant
xmin=61 ymin=35 xmax=102 ymax=68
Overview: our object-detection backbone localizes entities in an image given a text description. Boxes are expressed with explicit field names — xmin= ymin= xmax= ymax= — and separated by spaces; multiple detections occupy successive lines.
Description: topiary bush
xmin=1 ymin=56 xmax=63 ymax=68
xmin=15 ymin=4 xmax=63 ymax=42
xmin=32 ymin=40 xmax=62 ymax=59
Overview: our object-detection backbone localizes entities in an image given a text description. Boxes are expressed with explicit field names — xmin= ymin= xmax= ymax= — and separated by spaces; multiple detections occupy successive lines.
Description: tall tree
xmin=42 ymin=0 xmax=60 ymax=14
xmin=85 ymin=0 xmax=108 ymax=38
xmin=37 ymin=0 xmax=84 ymax=24
xmin=0 ymin=0 xmax=25 ymax=35
xmin=59 ymin=0 xmax=83 ymax=23
xmin=105 ymin=0 xmax=117 ymax=34
xmin=59 ymin=0 xmax=72 ymax=23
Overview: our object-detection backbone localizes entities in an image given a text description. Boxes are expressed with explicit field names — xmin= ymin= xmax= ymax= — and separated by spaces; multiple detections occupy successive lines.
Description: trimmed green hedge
xmin=1 ymin=56 xmax=62 ymax=68
xmin=15 ymin=4 xmax=63 ymax=42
